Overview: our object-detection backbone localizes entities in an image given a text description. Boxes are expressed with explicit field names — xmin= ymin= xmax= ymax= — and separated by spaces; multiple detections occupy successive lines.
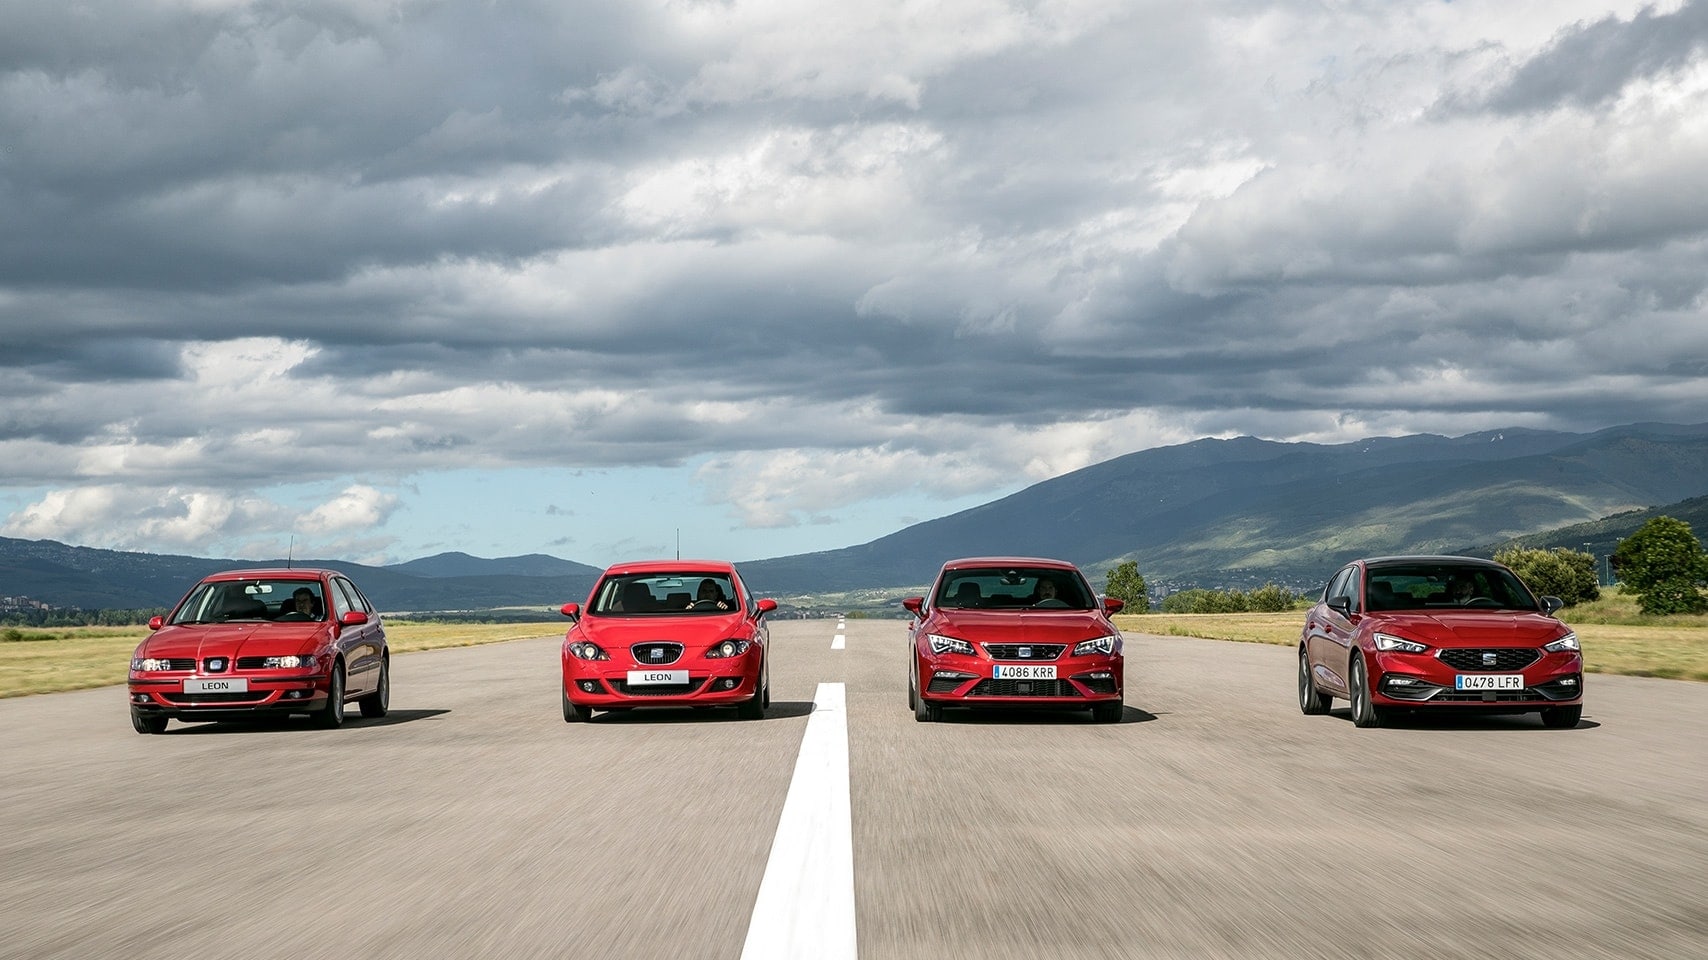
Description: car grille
xmin=1439 ymin=648 xmax=1540 ymax=671
xmin=160 ymin=692 xmax=270 ymax=705
xmin=967 ymin=679 xmax=1082 ymax=698
xmin=610 ymin=678 xmax=704 ymax=696
xmin=981 ymin=644 xmax=1066 ymax=661
xmin=629 ymin=643 xmax=684 ymax=665
xmin=1433 ymin=691 xmax=1547 ymax=703
xmin=156 ymin=658 xmax=196 ymax=671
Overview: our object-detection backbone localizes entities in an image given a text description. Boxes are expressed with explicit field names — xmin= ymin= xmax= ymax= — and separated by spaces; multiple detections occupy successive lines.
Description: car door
xmin=328 ymin=577 xmax=375 ymax=694
xmin=1311 ymin=565 xmax=1360 ymax=696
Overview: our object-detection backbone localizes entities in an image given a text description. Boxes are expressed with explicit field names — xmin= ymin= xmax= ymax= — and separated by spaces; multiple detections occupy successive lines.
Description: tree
xmin=1104 ymin=561 xmax=1149 ymax=612
xmin=1610 ymin=516 xmax=1708 ymax=615
xmin=1493 ymin=547 xmax=1600 ymax=607
xmin=1246 ymin=583 xmax=1300 ymax=612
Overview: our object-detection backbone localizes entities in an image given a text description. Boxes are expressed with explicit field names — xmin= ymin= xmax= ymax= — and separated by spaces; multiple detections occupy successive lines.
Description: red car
xmin=559 ymin=560 xmax=777 ymax=721
xmin=904 ymin=557 xmax=1126 ymax=723
xmin=127 ymin=568 xmax=389 ymax=733
xmin=1298 ymin=556 xmax=1584 ymax=729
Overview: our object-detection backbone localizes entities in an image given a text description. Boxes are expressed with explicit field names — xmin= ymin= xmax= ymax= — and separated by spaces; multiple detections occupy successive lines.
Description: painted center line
xmin=831 ymin=633 xmax=846 ymax=649
xmin=741 ymin=682 xmax=857 ymax=960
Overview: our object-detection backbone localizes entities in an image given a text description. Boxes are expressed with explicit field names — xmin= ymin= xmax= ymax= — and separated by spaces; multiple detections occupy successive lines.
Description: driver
xmin=1033 ymin=577 xmax=1061 ymax=604
xmin=690 ymin=578 xmax=732 ymax=610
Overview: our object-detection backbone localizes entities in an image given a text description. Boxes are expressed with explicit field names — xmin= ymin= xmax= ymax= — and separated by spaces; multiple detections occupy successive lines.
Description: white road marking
xmin=831 ymin=633 xmax=846 ymax=649
xmin=741 ymin=682 xmax=857 ymax=960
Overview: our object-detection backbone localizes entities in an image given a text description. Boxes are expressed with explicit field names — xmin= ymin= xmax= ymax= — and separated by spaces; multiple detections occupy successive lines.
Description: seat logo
xmin=1481 ymin=652 xmax=1497 ymax=667
xmin=1019 ymin=646 xmax=1032 ymax=658
xmin=206 ymin=657 xmax=227 ymax=673
xmin=650 ymin=648 xmax=664 ymax=661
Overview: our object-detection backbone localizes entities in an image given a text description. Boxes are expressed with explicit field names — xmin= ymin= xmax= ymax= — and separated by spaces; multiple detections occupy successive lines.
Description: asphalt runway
xmin=2 ymin=620 xmax=1704 ymax=959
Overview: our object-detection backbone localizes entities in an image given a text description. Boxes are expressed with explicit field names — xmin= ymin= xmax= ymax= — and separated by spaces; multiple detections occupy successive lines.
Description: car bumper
xmin=917 ymin=654 xmax=1123 ymax=708
xmin=563 ymin=657 xmax=762 ymax=708
xmin=1368 ymin=650 xmax=1584 ymax=708
xmin=128 ymin=672 xmax=331 ymax=719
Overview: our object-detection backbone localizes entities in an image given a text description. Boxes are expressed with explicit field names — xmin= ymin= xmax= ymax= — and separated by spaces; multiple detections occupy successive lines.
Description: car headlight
xmin=131 ymin=658 xmax=174 ymax=672
xmin=261 ymin=654 xmax=316 ymax=669
xmin=1544 ymin=632 xmax=1580 ymax=653
xmin=1373 ymin=633 xmax=1428 ymax=653
xmin=926 ymin=634 xmax=974 ymax=656
xmin=705 ymin=639 xmax=752 ymax=659
xmin=1072 ymin=635 xmax=1120 ymax=657
xmin=568 ymin=641 xmax=610 ymax=661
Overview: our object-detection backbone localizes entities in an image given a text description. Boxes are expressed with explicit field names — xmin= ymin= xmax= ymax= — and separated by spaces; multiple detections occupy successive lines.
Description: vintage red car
xmin=904 ymin=557 xmax=1126 ymax=723
xmin=127 ymin=568 xmax=389 ymax=733
xmin=559 ymin=560 xmax=776 ymax=721
xmin=1298 ymin=555 xmax=1584 ymax=728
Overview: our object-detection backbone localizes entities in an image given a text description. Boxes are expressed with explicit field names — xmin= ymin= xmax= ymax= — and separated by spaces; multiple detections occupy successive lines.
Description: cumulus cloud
xmin=1 ymin=0 xmax=1706 ymax=558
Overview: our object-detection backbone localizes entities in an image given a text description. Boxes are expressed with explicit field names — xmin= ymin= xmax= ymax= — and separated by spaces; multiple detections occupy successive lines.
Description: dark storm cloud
xmin=1481 ymin=0 xmax=1708 ymax=114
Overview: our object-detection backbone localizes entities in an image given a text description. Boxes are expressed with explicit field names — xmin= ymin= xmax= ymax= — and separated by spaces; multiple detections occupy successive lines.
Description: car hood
xmin=1369 ymin=611 xmax=1570 ymax=647
xmin=925 ymin=609 xmax=1116 ymax=644
xmin=575 ymin=614 xmax=749 ymax=653
xmin=138 ymin=622 xmax=327 ymax=658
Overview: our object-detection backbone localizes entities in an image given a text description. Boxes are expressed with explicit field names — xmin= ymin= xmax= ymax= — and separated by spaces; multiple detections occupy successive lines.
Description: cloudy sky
xmin=3 ymin=0 xmax=1706 ymax=568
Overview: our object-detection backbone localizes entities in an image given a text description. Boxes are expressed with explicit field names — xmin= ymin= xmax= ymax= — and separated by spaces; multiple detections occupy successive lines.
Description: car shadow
xmin=934 ymin=704 xmax=1158 ymax=726
xmin=168 ymin=709 xmax=451 ymax=733
xmin=583 ymin=700 xmax=817 ymax=724
xmin=1331 ymin=707 xmax=1599 ymax=732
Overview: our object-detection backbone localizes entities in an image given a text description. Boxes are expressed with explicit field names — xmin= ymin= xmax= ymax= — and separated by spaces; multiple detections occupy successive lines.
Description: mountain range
xmin=3 ymin=421 xmax=1706 ymax=611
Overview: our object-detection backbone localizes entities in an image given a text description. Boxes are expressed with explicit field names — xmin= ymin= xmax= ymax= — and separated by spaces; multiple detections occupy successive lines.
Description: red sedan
xmin=559 ymin=560 xmax=776 ymax=721
xmin=904 ymin=557 xmax=1126 ymax=723
xmin=127 ymin=568 xmax=389 ymax=733
xmin=1298 ymin=556 xmax=1584 ymax=728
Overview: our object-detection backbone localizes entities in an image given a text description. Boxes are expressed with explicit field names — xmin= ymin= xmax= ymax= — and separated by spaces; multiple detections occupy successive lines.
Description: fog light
xmin=933 ymin=670 xmax=976 ymax=681
xmin=720 ymin=678 xmax=738 ymax=690
xmin=132 ymin=693 xmax=148 ymax=703
xmin=1088 ymin=671 xmax=1113 ymax=679
xmin=1560 ymin=678 xmax=1578 ymax=686
xmin=1388 ymin=677 xmax=1418 ymax=686
xmin=579 ymin=680 xmax=599 ymax=693
xmin=285 ymin=689 xmax=308 ymax=700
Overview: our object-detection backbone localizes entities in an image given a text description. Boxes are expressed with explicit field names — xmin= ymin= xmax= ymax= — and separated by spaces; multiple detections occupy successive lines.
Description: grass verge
xmin=0 ymin=621 xmax=563 ymax=699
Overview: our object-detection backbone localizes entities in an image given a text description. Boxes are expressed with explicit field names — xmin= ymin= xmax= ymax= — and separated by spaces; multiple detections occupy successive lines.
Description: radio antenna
xmin=287 ymin=533 xmax=295 ymax=569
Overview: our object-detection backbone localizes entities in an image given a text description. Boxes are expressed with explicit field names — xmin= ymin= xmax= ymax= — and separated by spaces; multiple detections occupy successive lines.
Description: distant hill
xmin=1473 ymin=493 xmax=1708 ymax=561
xmin=0 ymin=539 xmax=600 ymax=612
xmin=738 ymin=422 xmax=1708 ymax=595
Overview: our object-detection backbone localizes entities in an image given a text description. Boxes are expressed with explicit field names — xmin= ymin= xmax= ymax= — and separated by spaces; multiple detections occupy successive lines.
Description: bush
xmin=1246 ymin=584 xmax=1300 ymax=612
xmin=1493 ymin=547 xmax=1600 ymax=607
xmin=1611 ymin=517 xmax=1708 ymax=615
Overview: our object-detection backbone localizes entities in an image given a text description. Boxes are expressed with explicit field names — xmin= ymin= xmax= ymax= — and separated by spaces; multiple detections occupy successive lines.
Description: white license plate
xmin=626 ymin=670 xmax=689 ymax=686
xmin=993 ymin=664 xmax=1057 ymax=680
xmin=183 ymin=677 xmax=249 ymax=694
xmin=1454 ymin=674 xmax=1524 ymax=691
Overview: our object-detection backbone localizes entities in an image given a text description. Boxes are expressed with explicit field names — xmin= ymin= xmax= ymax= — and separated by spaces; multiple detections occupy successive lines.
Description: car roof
xmin=201 ymin=568 xmax=338 ymax=581
xmin=940 ymin=556 xmax=1080 ymax=571
xmin=601 ymin=559 xmax=738 ymax=575
xmin=1359 ymin=555 xmax=1507 ymax=569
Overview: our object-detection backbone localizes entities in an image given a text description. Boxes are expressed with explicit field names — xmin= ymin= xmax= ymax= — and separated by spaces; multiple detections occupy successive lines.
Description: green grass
xmin=0 ymin=621 xmax=563 ymax=699
xmin=1115 ymin=587 xmax=1708 ymax=684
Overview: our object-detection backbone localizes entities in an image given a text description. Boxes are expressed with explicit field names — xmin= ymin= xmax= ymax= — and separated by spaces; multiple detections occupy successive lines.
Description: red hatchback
xmin=1298 ymin=556 xmax=1584 ymax=728
xmin=559 ymin=560 xmax=777 ymax=721
xmin=904 ymin=557 xmax=1126 ymax=723
xmin=127 ymin=568 xmax=389 ymax=733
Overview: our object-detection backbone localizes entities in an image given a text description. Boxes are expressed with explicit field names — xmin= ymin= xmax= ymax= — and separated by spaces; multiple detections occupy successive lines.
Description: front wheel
xmin=562 ymin=687 xmax=592 ymax=722
xmin=1540 ymin=704 xmax=1583 ymax=729
xmin=358 ymin=658 xmax=389 ymax=718
xmin=130 ymin=710 xmax=167 ymax=735
xmin=1299 ymin=648 xmax=1332 ymax=715
xmin=1349 ymin=655 xmax=1384 ymax=729
xmin=1091 ymin=700 xmax=1123 ymax=723
xmin=316 ymin=663 xmax=346 ymax=729
xmin=737 ymin=674 xmax=767 ymax=720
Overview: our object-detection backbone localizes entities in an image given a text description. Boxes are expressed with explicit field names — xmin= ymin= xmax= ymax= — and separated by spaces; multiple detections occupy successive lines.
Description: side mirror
xmin=1327 ymin=596 xmax=1353 ymax=618
xmin=148 ymin=616 xmax=164 ymax=631
xmin=1102 ymin=597 xmax=1125 ymax=615
xmin=340 ymin=610 xmax=369 ymax=626
xmin=559 ymin=602 xmax=581 ymax=621
xmin=1540 ymin=596 xmax=1565 ymax=616
xmin=753 ymin=598 xmax=778 ymax=618
xmin=901 ymin=597 xmax=924 ymax=615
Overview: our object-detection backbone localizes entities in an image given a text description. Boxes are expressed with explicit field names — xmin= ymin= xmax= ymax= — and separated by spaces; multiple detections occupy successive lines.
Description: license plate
xmin=626 ymin=670 xmax=689 ymax=686
xmin=1454 ymin=674 xmax=1523 ymax=691
xmin=993 ymin=664 xmax=1056 ymax=680
xmin=184 ymin=677 xmax=249 ymax=694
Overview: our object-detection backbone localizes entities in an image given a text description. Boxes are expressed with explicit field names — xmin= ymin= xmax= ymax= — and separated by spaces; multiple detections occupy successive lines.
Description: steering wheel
xmin=1463 ymin=597 xmax=1499 ymax=608
xmin=276 ymin=611 xmax=310 ymax=621
xmin=689 ymin=599 xmax=725 ymax=610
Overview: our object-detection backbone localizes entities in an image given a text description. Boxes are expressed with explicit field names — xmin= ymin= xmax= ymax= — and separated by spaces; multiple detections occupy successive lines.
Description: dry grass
xmin=1114 ymin=606 xmax=1708 ymax=683
xmin=0 ymin=621 xmax=563 ymax=699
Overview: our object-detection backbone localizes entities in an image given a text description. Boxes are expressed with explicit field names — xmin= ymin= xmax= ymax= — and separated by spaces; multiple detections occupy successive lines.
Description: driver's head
xmin=697 ymin=579 xmax=721 ymax=600
xmin=1037 ymin=577 xmax=1058 ymax=598
xmin=293 ymin=588 xmax=314 ymax=611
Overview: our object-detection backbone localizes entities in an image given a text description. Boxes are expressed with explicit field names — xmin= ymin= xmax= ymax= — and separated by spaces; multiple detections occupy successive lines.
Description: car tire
xmin=1540 ymin=704 xmax=1583 ymax=729
xmin=913 ymin=684 xmax=941 ymax=723
xmin=737 ymin=680 xmax=766 ymax=720
xmin=907 ymin=664 xmax=918 ymax=711
xmin=358 ymin=657 xmax=389 ymax=718
xmin=316 ymin=662 xmax=346 ymax=729
xmin=1349 ymin=655 xmax=1384 ymax=729
xmin=1299 ymin=648 xmax=1332 ymax=715
xmin=130 ymin=710 xmax=167 ymax=735
xmin=1091 ymin=700 xmax=1123 ymax=723
xmin=562 ymin=687 xmax=592 ymax=722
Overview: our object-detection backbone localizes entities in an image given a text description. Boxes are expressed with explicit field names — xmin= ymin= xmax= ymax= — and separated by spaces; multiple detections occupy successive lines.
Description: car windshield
xmin=1364 ymin=564 xmax=1539 ymax=612
xmin=170 ymin=579 xmax=327 ymax=623
xmin=589 ymin=573 xmax=741 ymax=616
xmin=933 ymin=567 xmax=1095 ymax=610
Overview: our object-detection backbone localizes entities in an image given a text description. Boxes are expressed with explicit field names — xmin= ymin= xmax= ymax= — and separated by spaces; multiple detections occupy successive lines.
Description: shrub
xmin=1611 ymin=517 xmax=1708 ymax=615
xmin=1493 ymin=547 xmax=1600 ymax=607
